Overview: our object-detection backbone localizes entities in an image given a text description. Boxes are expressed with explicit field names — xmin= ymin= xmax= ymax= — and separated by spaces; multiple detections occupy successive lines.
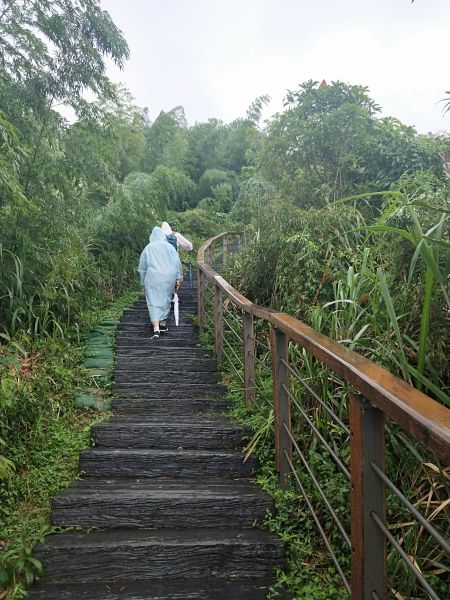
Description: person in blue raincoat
xmin=138 ymin=227 xmax=183 ymax=339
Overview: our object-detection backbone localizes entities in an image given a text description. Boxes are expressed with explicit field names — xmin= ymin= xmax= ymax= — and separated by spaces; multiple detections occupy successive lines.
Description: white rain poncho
xmin=138 ymin=227 xmax=183 ymax=322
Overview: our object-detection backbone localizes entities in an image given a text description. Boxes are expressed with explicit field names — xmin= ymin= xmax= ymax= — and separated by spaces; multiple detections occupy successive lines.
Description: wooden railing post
xmin=350 ymin=393 xmax=386 ymax=600
xmin=206 ymin=245 xmax=213 ymax=267
xmin=271 ymin=327 xmax=292 ymax=489
xmin=242 ymin=312 xmax=256 ymax=408
xmin=214 ymin=283 xmax=223 ymax=361
xmin=197 ymin=269 xmax=205 ymax=333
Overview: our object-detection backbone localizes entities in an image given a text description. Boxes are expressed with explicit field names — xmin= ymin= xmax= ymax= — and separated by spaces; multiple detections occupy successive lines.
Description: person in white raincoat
xmin=138 ymin=227 xmax=183 ymax=339
xmin=161 ymin=221 xmax=193 ymax=252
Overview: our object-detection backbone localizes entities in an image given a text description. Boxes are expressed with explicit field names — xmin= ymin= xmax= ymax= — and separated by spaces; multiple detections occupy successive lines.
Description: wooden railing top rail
xmin=198 ymin=232 xmax=450 ymax=465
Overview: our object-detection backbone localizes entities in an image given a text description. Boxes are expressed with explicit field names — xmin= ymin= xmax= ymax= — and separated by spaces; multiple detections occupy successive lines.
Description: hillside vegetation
xmin=1 ymin=1 xmax=449 ymax=598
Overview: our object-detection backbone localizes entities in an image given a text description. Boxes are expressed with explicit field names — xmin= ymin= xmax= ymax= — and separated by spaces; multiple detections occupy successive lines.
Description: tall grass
xmin=0 ymin=248 xmax=64 ymax=339
xmin=327 ymin=186 xmax=450 ymax=400
xmin=370 ymin=196 xmax=449 ymax=383
xmin=0 ymin=239 xmax=138 ymax=341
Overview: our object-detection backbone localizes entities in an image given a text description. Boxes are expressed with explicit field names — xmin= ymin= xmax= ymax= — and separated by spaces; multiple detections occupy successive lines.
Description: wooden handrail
xmin=198 ymin=232 xmax=450 ymax=465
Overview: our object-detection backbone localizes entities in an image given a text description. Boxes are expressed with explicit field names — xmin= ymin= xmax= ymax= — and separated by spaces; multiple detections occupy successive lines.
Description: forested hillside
xmin=1 ymin=1 xmax=449 ymax=598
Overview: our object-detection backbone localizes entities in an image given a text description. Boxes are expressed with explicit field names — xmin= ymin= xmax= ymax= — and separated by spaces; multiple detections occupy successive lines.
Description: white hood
xmin=161 ymin=221 xmax=172 ymax=235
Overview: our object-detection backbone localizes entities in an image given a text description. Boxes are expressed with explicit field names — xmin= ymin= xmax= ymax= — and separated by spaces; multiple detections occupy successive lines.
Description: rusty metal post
xmin=350 ymin=393 xmax=386 ymax=600
xmin=242 ymin=312 xmax=256 ymax=408
xmin=197 ymin=269 xmax=205 ymax=333
xmin=214 ymin=283 xmax=223 ymax=361
xmin=271 ymin=327 xmax=292 ymax=489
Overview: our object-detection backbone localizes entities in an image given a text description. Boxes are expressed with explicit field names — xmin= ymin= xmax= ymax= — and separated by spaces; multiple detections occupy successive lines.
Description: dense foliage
xmin=258 ymin=81 xmax=443 ymax=207
xmin=1 ymin=1 xmax=449 ymax=598
xmin=231 ymin=81 xmax=449 ymax=401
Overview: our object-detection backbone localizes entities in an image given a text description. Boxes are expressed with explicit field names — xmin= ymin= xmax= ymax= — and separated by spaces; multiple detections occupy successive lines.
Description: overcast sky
xmin=99 ymin=0 xmax=450 ymax=134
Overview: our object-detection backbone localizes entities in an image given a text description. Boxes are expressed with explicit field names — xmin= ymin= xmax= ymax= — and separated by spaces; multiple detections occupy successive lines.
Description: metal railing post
xmin=350 ymin=393 xmax=386 ymax=600
xmin=223 ymin=234 xmax=228 ymax=267
xmin=271 ymin=327 xmax=292 ymax=489
xmin=197 ymin=269 xmax=205 ymax=333
xmin=214 ymin=283 xmax=223 ymax=361
xmin=206 ymin=245 xmax=213 ymax=267
xmin=242 ymin=312 xmax=256 ymax=408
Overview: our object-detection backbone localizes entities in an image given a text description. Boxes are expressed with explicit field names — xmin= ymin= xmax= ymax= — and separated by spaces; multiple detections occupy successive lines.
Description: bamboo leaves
xmin=0 ymin=0 xmax=129 ymax=108
xmin=0 ymin=110 xmax=26 ymax=204
xmin=377 ymin=268 xmax=412 ymax=384
xmin=375 ymin=200 xmax=449 ymax=382
xmin=334 ymin=188 xmax=449 ymax=389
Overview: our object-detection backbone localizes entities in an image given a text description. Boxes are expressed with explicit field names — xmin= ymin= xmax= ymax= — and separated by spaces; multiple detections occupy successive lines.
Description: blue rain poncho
xmin=138 ymin=227 xmax=183 ymax=322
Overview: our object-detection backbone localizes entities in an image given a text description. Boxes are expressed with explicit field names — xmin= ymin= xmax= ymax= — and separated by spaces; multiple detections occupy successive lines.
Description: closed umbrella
xmin=173 ymin=292 xmax=179 ymax=326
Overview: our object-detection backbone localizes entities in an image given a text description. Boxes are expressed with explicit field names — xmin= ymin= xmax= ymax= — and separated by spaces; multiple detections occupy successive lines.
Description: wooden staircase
xmin=27 ymin=282 xmax=285 ymax=599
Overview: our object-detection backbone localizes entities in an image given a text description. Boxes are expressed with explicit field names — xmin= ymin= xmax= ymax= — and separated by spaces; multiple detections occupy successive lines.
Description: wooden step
xmin=112 ymin=382 xmax=227 ymax=398
xmin=113 ymin=370 xmax=219 ymax=385
xmin=51 ymin=478 xmax=271 ymax=528
xmin=116 ymin=328 xmax=198 ymax=336
xmin=117 ymin=324 xmax=198 ymax=334
xmin=118 ymin=318 xmax=197 ymax=326
xmin=26 ymin=579 xmax=282 ymax=599
xmin=121 ymin=308 xmax=195 ymax=316
xmin=33 ymin=528 xmax=284 ymax=582
xmin=115 ymin=335 xmax=200 ymax=347
xmin=110 ymin=396 xmax=229 ymax=416
xmin=117 ymin=324 xmax=197 ymax=332
xmin=79 ymin=448 xmax=256 ymax=478
xmin=114 ymin=358 xmax=217 ymax=370
xmin=121 ymin=316 xmax=197 ymax=325
xmin=125 ymin=320 xmax=197 ymax=327
xmin=135 ymin=297 xmax=196 ymax=304
xmin=91 ymin=418 xmax=246 ymax=448
xmin=124 ymin=306 xmax=197 ymax=315
xmin=115 ymin=348 xmax=212 ymax=359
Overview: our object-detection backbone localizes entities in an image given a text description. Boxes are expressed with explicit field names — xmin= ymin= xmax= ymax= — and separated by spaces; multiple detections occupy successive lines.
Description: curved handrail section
xmin=198 ymin=233 xmax=450 ymax=464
